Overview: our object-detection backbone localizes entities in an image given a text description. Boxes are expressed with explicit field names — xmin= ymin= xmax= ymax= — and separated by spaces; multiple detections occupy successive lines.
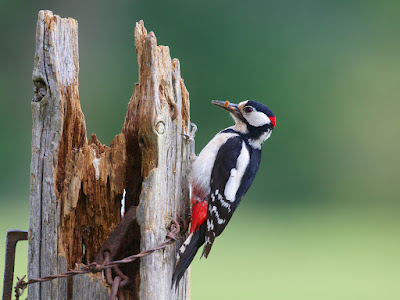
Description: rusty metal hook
xmin=109 ymin=276 xmax=122 ymax=300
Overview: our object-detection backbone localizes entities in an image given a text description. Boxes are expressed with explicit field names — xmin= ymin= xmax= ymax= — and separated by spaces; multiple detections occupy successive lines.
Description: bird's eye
xmin=243 ymin=106 xmax=253 ymax=113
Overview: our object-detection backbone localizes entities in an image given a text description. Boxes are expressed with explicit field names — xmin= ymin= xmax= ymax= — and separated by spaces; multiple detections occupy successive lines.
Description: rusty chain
xmin=14 ymin=220 xmax=182 ymax=300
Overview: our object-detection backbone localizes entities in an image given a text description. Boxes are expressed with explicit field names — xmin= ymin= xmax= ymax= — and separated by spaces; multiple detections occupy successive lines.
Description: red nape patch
xmin=270 ymin=116 xmax=276 ymax=127
xmin=190 ymin=200 xmax=207 ymax=234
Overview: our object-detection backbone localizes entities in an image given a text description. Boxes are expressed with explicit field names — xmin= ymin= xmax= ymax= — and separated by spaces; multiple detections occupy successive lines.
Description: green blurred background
xmin=1 ymin=1 xmax=399 ymax=299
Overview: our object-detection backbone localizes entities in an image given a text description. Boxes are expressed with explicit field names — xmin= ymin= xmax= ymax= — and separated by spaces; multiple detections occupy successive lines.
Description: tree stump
xmin=29 ymin=10 xmax=191 ymax=299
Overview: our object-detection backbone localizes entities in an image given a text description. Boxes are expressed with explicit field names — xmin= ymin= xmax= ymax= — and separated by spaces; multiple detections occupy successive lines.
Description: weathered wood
xmin=29 ymin=10 xmax=190 ymax=300
xmin=131 ymin=22 xmax=191 ymax=300
xmin=30 ymin=11 xmax=82 ymax=299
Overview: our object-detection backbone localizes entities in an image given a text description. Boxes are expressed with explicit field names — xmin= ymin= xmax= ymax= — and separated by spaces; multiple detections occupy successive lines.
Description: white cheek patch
xmin=245 ymin=110 xmax=271 ymax=127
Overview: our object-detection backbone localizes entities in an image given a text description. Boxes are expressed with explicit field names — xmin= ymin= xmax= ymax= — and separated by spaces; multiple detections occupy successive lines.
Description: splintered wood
xmin=29 ymin=10 xmax=190 ymax=300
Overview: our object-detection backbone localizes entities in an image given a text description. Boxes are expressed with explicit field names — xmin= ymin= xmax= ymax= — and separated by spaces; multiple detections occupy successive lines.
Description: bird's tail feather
xmin=172 ymin=223 xmax=206 ymax=288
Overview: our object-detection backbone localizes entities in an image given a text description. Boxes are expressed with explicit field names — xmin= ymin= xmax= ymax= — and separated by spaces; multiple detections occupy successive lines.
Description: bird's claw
xmin=182 ymin=122 xmax=197 ymax=142
xmin=189 ymin=122 xmax=197 ymax=138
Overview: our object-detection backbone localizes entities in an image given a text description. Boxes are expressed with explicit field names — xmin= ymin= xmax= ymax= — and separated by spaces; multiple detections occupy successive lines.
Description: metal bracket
xmin=2 ymin=230 xmax=28 ymax=300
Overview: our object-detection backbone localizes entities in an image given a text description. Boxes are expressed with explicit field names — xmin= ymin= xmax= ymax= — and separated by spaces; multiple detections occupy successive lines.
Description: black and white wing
xmin=202 ymin=136 xmax=261 ymax=258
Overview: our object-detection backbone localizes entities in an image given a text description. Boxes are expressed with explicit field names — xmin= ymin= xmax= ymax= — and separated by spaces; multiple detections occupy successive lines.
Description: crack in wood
xmin=29 ymin=11 xmax=191 ymax=300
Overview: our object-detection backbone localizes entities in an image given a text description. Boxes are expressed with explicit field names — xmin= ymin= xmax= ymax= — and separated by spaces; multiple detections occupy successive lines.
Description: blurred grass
xmin=191 ymin=203 xmax=400 ymax=300
xmin=2 ymin=202 xmax=399 ymax=299
xmin=0 ymin=202 xmax=29 ymax=299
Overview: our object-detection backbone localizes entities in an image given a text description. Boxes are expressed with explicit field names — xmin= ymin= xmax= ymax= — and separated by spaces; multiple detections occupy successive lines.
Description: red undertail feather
xmin=190 ymin=200 xmax=207 ymax=234
xmin=172 ymin=188 xmax=208 ymax=287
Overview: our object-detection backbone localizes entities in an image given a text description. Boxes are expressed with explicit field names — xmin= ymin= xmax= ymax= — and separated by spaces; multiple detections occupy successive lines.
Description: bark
xmin=29 ymin=10 xmax=190 ymax=300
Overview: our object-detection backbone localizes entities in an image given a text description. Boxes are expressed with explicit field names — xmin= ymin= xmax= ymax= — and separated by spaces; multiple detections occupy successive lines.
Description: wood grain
xmin=29 ymin=11 xmax=190 ymax=299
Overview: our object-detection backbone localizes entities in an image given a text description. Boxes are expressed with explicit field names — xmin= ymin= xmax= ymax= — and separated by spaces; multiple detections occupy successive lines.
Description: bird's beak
xmin=211 ymin=100 xmax=241 ymax=117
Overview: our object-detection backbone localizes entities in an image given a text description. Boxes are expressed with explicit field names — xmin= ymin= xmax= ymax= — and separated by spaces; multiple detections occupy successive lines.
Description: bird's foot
xmin=182 ymin=123 xmax=197 ymax=156
xmin=182 ymin=123 xmax=197 ymax=141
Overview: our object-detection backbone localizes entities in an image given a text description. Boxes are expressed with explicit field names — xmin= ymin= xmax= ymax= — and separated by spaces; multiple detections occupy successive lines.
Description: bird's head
xmin=212 ymin=100 xmax=276 ymax=148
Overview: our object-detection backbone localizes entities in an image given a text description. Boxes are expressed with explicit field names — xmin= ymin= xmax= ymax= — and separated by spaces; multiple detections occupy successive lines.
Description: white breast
xmin=191 ymin=132 xmax=238 ymax=194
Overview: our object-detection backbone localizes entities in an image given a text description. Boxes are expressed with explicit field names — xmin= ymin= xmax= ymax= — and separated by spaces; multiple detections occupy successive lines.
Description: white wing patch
xmin=191 ymin=132 xmax=238 ymax=194
xmin=224 ymin=141 xmax=250 ymax=202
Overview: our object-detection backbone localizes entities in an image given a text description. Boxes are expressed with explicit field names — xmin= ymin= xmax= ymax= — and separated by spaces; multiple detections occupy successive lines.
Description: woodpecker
xmin=172 ymin=100 xmax=276 ymax=287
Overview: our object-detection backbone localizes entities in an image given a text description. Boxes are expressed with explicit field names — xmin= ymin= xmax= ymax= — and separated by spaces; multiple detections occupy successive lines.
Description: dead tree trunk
xmin=29 ymin=10 xmax=191 ymax=300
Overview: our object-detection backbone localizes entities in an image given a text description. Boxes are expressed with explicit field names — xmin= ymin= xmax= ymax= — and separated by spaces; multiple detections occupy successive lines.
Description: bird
xmin=172 ymin=100 xmax=276 ymax=287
